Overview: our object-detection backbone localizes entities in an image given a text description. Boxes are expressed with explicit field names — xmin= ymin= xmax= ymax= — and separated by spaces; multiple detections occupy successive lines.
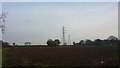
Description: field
xmin=2 ymin=45 xmax=119 ymax=67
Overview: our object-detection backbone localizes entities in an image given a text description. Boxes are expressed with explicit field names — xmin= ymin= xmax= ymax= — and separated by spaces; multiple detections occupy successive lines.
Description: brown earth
xmin=2 ymin=46 xmax=119 ymax=67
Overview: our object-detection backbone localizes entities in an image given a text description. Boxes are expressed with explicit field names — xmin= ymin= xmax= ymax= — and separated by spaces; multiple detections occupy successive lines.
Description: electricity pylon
xmin=62 ymin=26 xmax=66 ymax=45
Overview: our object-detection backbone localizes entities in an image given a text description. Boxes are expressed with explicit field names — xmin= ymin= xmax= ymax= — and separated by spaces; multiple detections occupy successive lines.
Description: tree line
xmin=73 ymin=36 xmax=119 ymax=46
xmin=1 ymin=35 xmax=119 ymax=48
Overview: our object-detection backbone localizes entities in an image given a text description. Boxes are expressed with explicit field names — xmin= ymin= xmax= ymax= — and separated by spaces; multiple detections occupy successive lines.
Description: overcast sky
xmin=2 ymin=2 xmax=118 ymax=45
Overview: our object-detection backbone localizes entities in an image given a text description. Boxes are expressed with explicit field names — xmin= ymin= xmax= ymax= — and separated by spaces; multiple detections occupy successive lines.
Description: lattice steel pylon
xmin=68 ymin=34 xmax=71 ymax=45
xmin=62 ymin=26 xmax=66 ymax=45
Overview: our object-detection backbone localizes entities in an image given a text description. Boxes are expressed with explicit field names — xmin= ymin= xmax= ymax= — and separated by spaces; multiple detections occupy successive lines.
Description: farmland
xmin=2 ymin=45 xmax=119 ymax=67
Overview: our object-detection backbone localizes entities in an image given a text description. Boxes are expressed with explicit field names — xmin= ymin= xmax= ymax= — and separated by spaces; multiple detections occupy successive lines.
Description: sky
xmin=1 ymin=2 xmax=118 ymax=45
xmin=0 ymin=2 xmax=2 ymax=41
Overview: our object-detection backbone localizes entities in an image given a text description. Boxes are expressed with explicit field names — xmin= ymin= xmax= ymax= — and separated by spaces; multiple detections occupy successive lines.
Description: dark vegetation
xmin=2 ymin=36 xmax=119 ymax=47
xmin=47 ymin=39 xmax=60 ymax=46
xmin=73 ymin=36 xmax=119 ymax=46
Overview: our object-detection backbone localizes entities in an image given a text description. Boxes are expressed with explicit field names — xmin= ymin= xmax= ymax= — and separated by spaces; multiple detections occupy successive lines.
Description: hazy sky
xmin=2 ymin=2 xmax=118 ymax=45
xmin=0 ymin=2 xmax=2 ymax=41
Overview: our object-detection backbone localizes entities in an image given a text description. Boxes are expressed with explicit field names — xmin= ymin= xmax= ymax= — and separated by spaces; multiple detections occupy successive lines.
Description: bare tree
xmin=0 ymin=12 xmax=7 ymax=33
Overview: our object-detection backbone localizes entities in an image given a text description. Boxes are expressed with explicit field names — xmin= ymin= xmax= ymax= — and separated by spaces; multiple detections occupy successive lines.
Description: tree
xmin=13 ymin=43 xmax=16 ymax=46
xmin=0 ymin=12 xmax=7 ymax=33
xmin=85 ymin=39 xmax=94 ymax=45
xmin=73 ymin=42 xmax=76 ymax=45
xmin=25 ymin=42 xmax=31 ymax=46
xmin=54 ymin=39 xmax=60 ymax=46
xmin=79 ymin=40 xmax=84 ymax=45
xmin=46 ymin=39 xmax=60 ymax=46
xmin=107 ymin=35 xmax=118 ymax=40
xmin=47 ymin=39 xmax=53 ymax=46
xmin=102 ymin=39 xmax=110 ymax=45
xmin=94 ymin=39 xmax=103 ymax=45
xmin=107 ymin=36 xmax=118 ymax=46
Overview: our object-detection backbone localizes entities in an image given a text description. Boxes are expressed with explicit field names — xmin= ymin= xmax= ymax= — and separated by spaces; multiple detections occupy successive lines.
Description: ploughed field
xmin=2 ymin=46 xmax=119 ymax=66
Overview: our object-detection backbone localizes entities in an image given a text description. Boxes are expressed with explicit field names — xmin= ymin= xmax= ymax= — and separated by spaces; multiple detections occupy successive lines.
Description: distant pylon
xmin=68 ymin=34 xmax=71 ymax=45
xmin=62 ymin=26 xmax=66 ymax=45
